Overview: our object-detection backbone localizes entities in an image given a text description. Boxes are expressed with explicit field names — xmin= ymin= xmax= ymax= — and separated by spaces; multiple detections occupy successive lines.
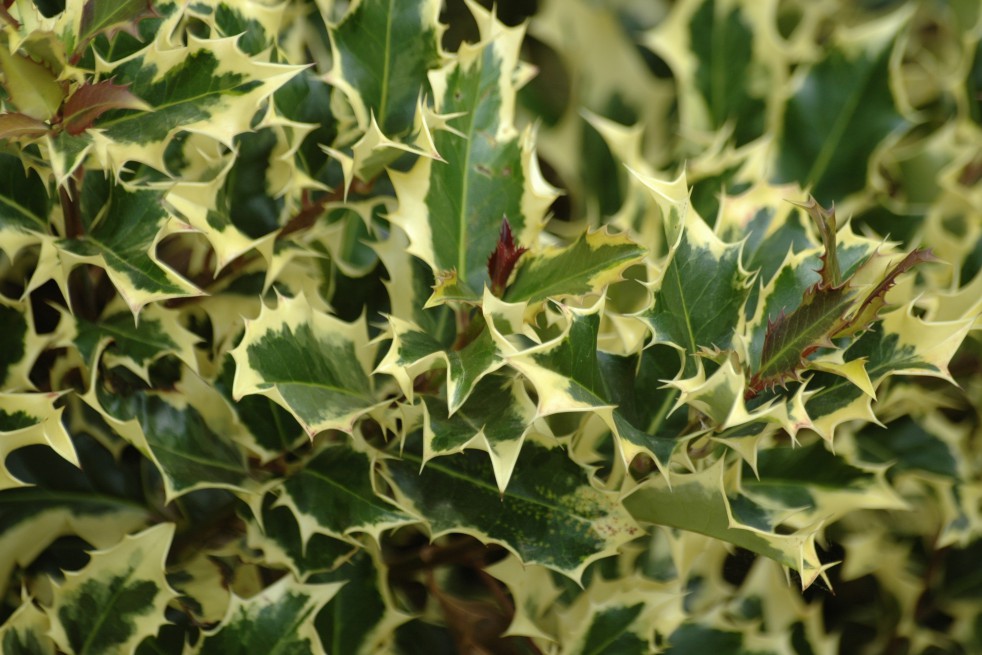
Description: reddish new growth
xmin=487 ymin=217 xmax=527 ymax=297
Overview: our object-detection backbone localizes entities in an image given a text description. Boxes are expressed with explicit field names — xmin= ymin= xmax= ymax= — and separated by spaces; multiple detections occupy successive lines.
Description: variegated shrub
xmin=1 ymin=0 xmax=981 ymax=653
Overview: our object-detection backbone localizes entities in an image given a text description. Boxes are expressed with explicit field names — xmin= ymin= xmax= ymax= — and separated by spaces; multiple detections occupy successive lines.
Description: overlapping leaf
xmin=56 ymin=175 xmax=201 ymax=313
xmin=773 ymin=7 xmax=913 ymax=202
xmin=47 ymin=524 xmax=177 ymax=655
xmin=231 ymin=293 xmax=380 ymax=436
xmin=623 ymin=459 xmax=829 ymax=588
xmin=388 ymin=6 xmax=556 ymax=301
xmin=634 ymin=170 xmax=753 ymax=376
xmin=328 ymin=0 xmax=442 ymax=137
xmin=93 ymin=28 xmax=301 ymax=171
xmin=196 ymin=575 xmax=342 ymax=655
xmin=88 ymin=369 xmax=253 ymax=499
xmin=385 ymin=437 xmax=641 ymax=582
xmin=311 ymin=551 xmax=409 ymax=655
xmin=275 ymin=443 xmax=417 ymax=544
xmin=0 ymin=433 xmax=150 ymax=600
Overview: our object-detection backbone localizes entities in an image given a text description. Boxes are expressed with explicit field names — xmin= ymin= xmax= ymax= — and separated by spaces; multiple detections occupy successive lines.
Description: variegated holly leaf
xmin=213 ymin=356 xmax=307 ymax=463
xmin=62 ymin=0 xmax=157 ymax=56
xmin=773 ymin=6 xmax=913 ymax=202
xmin=420 ymin=374 xmax=539 ymax=492
xmin=741 ymin=440 xmax=907 ymax=528
xmin=0 ymin=597 xmax=56 ymax=655
xmin=0 ymin=392 xmax=77 ymax=490
xmin=195 ymin=575 xmax=343 ymax=655
xmin=275 ymin=443 xmax=417 ymax=545
xmin=388 ymin=9 xmax=556 ymax=301
xmin=0 ymin=432 xmax=150 ymax=600
xmin=55 ymin=303 xmax=199 ymax=382
xmin=505 ymin=299 xmax=680 ymax=470
xmin=0 ymin=297 xmax=49 ymax=391
xmin=385 ymin=437 xmax=641 ymax=582
xmin=88 ymin=368 xmax=253 ymax=500
xmin=376 ymin=314 xmax=502 ymax=414
xmin=623 ymin=459 xmax=829 ymax=589
xmin=247 ymin=493 xmax=356 ymax=579
xmin=373 ymin=227 xmax=455 ymax=342
xmin=185 ymin=0 xmax=284 ymax=56
xmin=92 ymin=29 xmax=301 ymax=172
xmin=664 ymin=623 xmax=787 ymax=655
xmin=802 ymin=308 xmax=972 ymax=438
xmin=47 ymin=523 xmax=178 ymax=655
xmin=56 ymin=175 xmax=201 ymax=314
xmin=230 ymin=293 xmax=380 ymax=437
xmin=310 ymin=550 xmax=409 ymax=655
xmin=0 ymin=152 xmax=50 ymax=257
xmin=483 ymin=556 xmax=563 ymax=641
xmin=634 ymin=170 xmax=753 ymax=376
xmin=645 ymin=0 xmax=776 ymax=147
xmin=503 ymin=228 xmax=646 ymax=304
xmin=557 ymin=575 xmax=683 ymax=654
xmin=328 ymin=0 xmax=442 ymax=137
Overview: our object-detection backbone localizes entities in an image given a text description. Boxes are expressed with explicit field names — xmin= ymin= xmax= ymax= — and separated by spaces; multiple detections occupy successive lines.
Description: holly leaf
xmin=88 ymin=369 xmax=253 ymax=500
xmin=0 ymin=392 xmax=77 ymax=490
xmin=802 ymin=308 xmax=972 ymax=438
xmin=311 ymin=551 xmax=410 ymax=655
xmin=503 ymin=228 xmax=646 ymax=304
xmin=0 ymin=152 xmax=50 ymax=243
xmin=420 ymin=374 xmax=540 ymax=492
xmin=0 ymin=297 xmax=49 ymax=391
xmin=623 ymin=459 xmax=830 ymax=589
xmin=57 ymin=176 xmax=201 ymax=314
xmin=195 ymin=575 xmax=343 ymax=655
xmin=389 ymin=9 xmax=556 ymax=301
xmin=56 ymin=303 xmax=200 ymax=382
xmin=327 ymin=0 xmax=443 ymax=137
xmin=506 ymin=299 xmax=679 ymax=470
xmin=741 ymin=440 xmax=907 ymax=528
xmin=230 ymin=293 xmax=381 ymax=436
xmin=773 ymin=7 xmax=913 ymax=202
xmin=94 ymin=31 xmax=301 ymax=172
xmin=47 ymin=524 xmax=178 ymax=655
xmin=645 ymin=0 xmax=772 ymax=146
xmin=634 ymin=170 xmax=752 ymax=376
xmin=376 ymin=314 xmax=503 ymax=415
xmin=0 ymin=432 xmax=151 ymax=601
xmin=61 ymin=80 xmax=150 ymax=135
xmin=275 ymin=443 xmax=417 ymax=545
xmin=247 ymin=493 xmax=356 ymax=579
xmin=0 ymin=598 xmax=56 ymax=655
xmin=385 ymin=437 xmax=641 ymax=582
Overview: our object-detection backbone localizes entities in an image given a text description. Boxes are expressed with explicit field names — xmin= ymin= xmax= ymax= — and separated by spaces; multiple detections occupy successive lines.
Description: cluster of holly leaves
xmin=0 ymin=0 xmax=981 ymax=652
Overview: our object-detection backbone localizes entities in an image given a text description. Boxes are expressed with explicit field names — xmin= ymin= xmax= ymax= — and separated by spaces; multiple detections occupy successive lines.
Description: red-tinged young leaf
xmin=832 ymin=248 xmax=937 ymax=338
xmin=750 ymin=282 xmax=854 ymax=394
xmin=0 ymin=113 xmax=49 ymax=140
xmin=61 ymin=80 xmax=150 ymax=136
xmin=794 ymin=196 xmax=841 ymax=287
xmin=487 ymin=217 xmax=527 ymax=297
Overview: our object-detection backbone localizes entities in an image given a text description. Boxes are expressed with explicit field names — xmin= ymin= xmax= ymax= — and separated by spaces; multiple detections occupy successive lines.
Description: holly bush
xmin=1 ymin=0 xmax=981 ymax=653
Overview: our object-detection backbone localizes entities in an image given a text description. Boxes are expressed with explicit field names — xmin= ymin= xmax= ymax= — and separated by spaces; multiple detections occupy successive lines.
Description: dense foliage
xmin=1 ymin=0 xmax=981 ymax=653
